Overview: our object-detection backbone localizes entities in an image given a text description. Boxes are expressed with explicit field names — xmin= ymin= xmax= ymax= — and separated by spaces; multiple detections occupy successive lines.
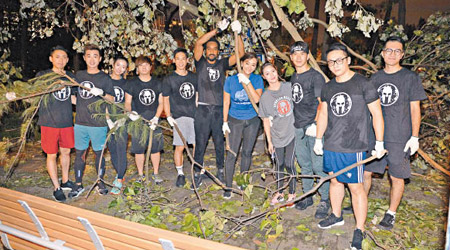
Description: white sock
xmin=387 ymin=210 xmax=396 ymax=217
xmin=176 ymin=166 xmax=184 ymax=175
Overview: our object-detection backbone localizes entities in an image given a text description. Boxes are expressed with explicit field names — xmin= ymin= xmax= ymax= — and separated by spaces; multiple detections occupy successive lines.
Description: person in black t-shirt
xmin=163 ymin=48 xmax=197 ymax=188
xmin=364 ymin=37 xmax=427 ymax=231
xmin=69 ymin=44 xmax=115 ymax=198
xmin=191 ymin=18 xmax=245 ymax=189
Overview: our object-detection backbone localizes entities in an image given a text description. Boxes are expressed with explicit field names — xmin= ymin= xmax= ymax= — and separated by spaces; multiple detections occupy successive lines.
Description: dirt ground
xmin=1 ymin=133 xmax=448 ymax=250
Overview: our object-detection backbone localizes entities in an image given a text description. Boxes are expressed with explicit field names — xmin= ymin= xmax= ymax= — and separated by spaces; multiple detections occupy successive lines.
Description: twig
xmin=0 ymin=81 xmax=69 ymax=104
xmin=417 ymin=148 xmax=450 ymax=177
xmin=145 ymin=128 xmax=154 ymax=193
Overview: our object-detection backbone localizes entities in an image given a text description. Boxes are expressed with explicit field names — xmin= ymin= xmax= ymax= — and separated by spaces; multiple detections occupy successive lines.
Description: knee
xmin=47 ymin=153 xmax=57 ymax=160
xmin=390 ymin=175 xmax=404 ymax=185
xmin=364 ymin=171 xmax=372 ymax=179
xmin=75 ymin=150 xmax=86 ymax=161
xmin=60 ymin=148 xmax=71 ymax=156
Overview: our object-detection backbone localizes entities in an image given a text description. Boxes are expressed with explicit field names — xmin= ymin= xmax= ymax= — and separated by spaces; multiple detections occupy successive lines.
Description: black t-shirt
xmin=112 ymin=78 xmax=127 ymax=104
xmin=125 ymin=77 xmax=162 ymax=120
xmin=162 ymin=71 xmax=197 ymax=119
xmin=321 ymin=73 xmax=379 ymax=153
xmin=195 ymin=57 xmax=230 ymax=106
xmin=74 ymin=70 xmax=114 ymax=127
xmin=36 ymin=69 xmax=75 ymax=128
xmin=290 ymin=68 xmax=325 ymax=128
xmin=370 ymin=68 xmax=427 ymax=143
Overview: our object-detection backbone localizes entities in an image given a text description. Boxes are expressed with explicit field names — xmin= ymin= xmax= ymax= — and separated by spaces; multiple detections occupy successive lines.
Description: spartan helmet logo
xmin=114 ymin=86 xmax=125 ymax=103
xmin=207 ymin=67 xmax=220 ymax=82
xmin=276 ymin=99 xmax=291 ymax=116
xmin=378 ymin=83 xmax=399 ymax=106
xmin=330 ymin=92 xmax=352 ymax=117
xmin=53 ymin=86 xmax=71 ymax=101
xmin=139 ymin=89 xmax=155 ymax=105
xmin=79 ymin=81 xmax=94 ymax=99
xmin=179 ymin=82 xmax=194 ymax=99
xmin=292 ymin=83 xmax=303 ymax=103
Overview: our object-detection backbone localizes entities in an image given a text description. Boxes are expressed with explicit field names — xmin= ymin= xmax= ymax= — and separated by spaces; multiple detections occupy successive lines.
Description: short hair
xmin=84 ymin=44 xmax=102 ymax=56
xmin=203 ymin=38 xmax=220 ymax=49
xmin=50 ymin=45 xmax=69 ymax=56
xmin=113 ymin=55 xmax=128 ymax=65
xmin=290 ymin=41 xmax=309 ymax=54
xmin=384 ymin=36 xmax=405 ymax=49
xmin=240 ymin=52 xmax=259 ymax=66
xmin=326 ymin=43 xmax=348 ymax=57
xmin=173 ymin=48 xmax=188 ymax=58
xmin=135 ymin=56 xmax=152 ymax=66
xmin=261 ymin=62 xmax=276 ymax=73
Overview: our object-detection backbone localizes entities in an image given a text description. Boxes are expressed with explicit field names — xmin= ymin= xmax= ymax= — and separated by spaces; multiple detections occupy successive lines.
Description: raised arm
xmin=194 ymin=29 xmax=219 ymax=61
xmin=228 ymin=35 xmax=244 ymax=66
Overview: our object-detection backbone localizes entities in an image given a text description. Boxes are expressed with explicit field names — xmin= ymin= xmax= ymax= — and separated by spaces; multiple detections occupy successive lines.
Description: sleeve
xmin=104 ymin=77 xmax=115 ymax=96
xmin=253 ymin=75 xmax=264 ymax=90
xmin=124 ymin=80 xmax=133 ymax=95
xmin=222 ymin=57 xmax=231 ymax=71
xmin=363 ymin=78 xmax=379 ymax=104
xmin=258 ymin=95 xmax=270 ymax=118
xmin=191 ymin=73 xmax=198 ymax=90
xmin=409 ymin=73 xmax=427 ymax=101
xmin=224 ymin=76 xmax=232 ymax=94
xmin=195 ymin=57 xmax=204 ymax=69
xmin=314 ymin=72 xmax=326 ymax=98
xmin=161 ymin=76 xmax=171 ymax=97
xmin=320 ymin=85 xmax=328 ymax=103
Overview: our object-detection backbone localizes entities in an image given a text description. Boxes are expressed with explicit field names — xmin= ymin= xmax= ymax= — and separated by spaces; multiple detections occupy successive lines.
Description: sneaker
xmin=190 ymin=174 xmax=203 ymax=190
xmin=295 ymin=196 xmax=313 ymax=210
xmin=286 ymin=194 xmax=296 ymax=208
xmin=270 ymin=193 xmax=284 ymax=206
xmin=223 ymin=191 xmax=232 ymax=199
xmin=68 ymin=184 xmax=85 ymax=198
xmin=60 ymin=180 xmax=75 ymax=191
xmin=96 ymin=181 xmax=108 ymax=195
xmin=153 ymin=174 xmax=163 ymax=184
xmin=318 ymin=213 xmax=344 ymax=229
xmin=136 ymin=175 xmax=146 ymax=183
xmin=110 ymin=179 xmax=123 ymax=195
xmin=315 ymin=200 xmax=330 ymax=219
xmin=216 ymin=169 xmax=225 ymax=183
xmin=53 ymin=187 xmax=66 ymax=202
xmin=342 ymin=205 xmax=354 ymax=214
xmin=350 ymin=228 xmax=364 ymax=250
xmin=176 ymin=174 xmax=186 ymax=187
xmin=377 ymin=212 xmax=395 ymax=230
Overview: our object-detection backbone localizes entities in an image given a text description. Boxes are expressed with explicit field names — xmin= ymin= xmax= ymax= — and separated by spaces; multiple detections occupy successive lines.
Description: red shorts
xmin=41 ymin=126 xmax=74 ymax=154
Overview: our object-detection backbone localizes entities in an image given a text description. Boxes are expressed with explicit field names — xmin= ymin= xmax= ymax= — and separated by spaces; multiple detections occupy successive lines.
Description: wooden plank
xmin=7 ymin=235 xmax=44 ymax=250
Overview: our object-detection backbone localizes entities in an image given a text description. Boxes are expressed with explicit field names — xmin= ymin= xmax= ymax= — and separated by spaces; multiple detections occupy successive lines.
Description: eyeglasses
xmin=327 ymin=57 xmax=348 ymax=67
xmin=383 ymin=48 xmax=403 ymax=55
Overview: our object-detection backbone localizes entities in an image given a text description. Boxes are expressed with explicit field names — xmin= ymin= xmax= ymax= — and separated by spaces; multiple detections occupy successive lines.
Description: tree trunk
xmin=383 ymin=0 xmax=393 ymax=23
xmin=311 ymin=0 xmax=320 ymax=56
xmin=398 ymin=0 xmax=406 ymax=26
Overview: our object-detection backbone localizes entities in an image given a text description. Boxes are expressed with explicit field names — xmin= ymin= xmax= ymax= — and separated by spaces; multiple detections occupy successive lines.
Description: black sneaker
xmin=295 ymin=196 xmax=313 ymax=211
xmin=216 ymin=169 xmax=225 ymax=183
xmin=318 ymin=213 xmax=344 ymax=229
xmin=377 ymin=212 xmax=395 ymax=230
xmin=315 ymin=200 xmax=330 ymax=219
xmin=53 ymin=187 xmax=66 ymax=202
xmin=176 ymin=174 xmax=186 ymax=187
xmin=68 ymin=184 xmax=84 ymax=198
xmin=190 ymin=174 xmax=203 ymax=190
xmin=96 ymin=181 xmax=108 ymax=195
xmin=350 ymin=228 xmax=364 ymax=250
xmin=60 ymin=180 xmax=75 ymax=191
xmin=223 ymin=191 xmax=232 ymax=199
xmin=342 ymin=205 xmax=354 ymax=214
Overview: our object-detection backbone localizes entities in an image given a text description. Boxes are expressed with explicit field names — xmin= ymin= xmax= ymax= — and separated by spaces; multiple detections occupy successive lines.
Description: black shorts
xmin=130 ymin=127 xmax=164 ymax=154
xmin=365 ymin=142 xmax=410 ymax=179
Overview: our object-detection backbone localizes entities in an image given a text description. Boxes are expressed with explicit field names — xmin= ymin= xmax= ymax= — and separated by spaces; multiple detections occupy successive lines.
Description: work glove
xmin=115 ymin=118 xmax=126 ymax=128
xmin=89 ymin=87 xmax=104 ymax=97
xmin=106 ymin=119 xmax=115 ymax=130
xmin=404 ymin=136 xmax=419 ymax=155
xmin=371 ymin=140 xmax=386 ymax=159
xmin=167 ymin=116 xmax=177 ymax=127
xmin=305 ymin=123 xmax=317 ymax=137
xmin=238 ymin=73 xmax=250 ymax=86
xmin=5 ymin=92 xmax=16 ymax=101
xmin=128 ymin=111 xmax=140 ymax=121
xmin=313 ymin=138 xmax=323 ymax=156
xmin=222 ymin=122 xmax=231 ymax=135
xmin=231 ymin=20 xmax=242 ymax=34
xmin=149 ymin=116 xmax=159 ymax=130
xmin=217 ymin=17 xmax=231 ymax=32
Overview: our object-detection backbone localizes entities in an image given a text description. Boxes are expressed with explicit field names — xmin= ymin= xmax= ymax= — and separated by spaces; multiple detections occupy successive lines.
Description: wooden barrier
xmin=0 ymin=188 xmax=246 ymax=250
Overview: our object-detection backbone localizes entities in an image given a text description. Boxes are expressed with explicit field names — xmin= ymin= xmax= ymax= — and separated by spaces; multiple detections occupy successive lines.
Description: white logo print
xmin=330 ymin=92 xmax=352 ymax=117
xmin=378 ymin=83 xmax=399 ymax=106
xmin=207 ymin=67 xmax=220 ymax=82
xmin=114 ymin=86 xmax=125 ymax=103
xmin=139 ymin=89 xmax=155 ymax=105
xmin=235 ymin=89 xmax=248 ymax=102
xmin=292 ymin=83 xmax=303 ymax=103
xmin=79 ymin=81 xmax=94 ymax=99
xmin=179 ymin=82 xmax=195 ymax=99
xmin=53 ymin=86 xmax=71 ymax=101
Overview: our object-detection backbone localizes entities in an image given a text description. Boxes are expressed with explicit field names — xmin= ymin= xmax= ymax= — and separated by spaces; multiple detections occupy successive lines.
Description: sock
xmin=387 ymin=210 xmax=396 ymax=216
xmin=176 ymin=166 xmax=184 ymax=175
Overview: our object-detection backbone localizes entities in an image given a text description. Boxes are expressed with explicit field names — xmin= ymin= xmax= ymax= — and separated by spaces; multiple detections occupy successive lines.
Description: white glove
xmin=5 ymin=92 xmax=16 ymax=101
xmin=106 ymin=119 xmax=115 ymax=130
xmin=89 ymin=87 xmax=104 ymax=97
xmin=305 ymin=123 xmax=317 ymax=137
xmin=268 ymin=116 xmax=273 ymax=127
xmin=313 ymin=138 xmax=323 ymax=156
xmin=237 ymin=73 xmax=250 ymax=86
xmin=149 ymin=116 xmax=159 ymax=130
xmin=404 ymin=136 xmax=419 ymax=155
xmin=128 ymin=111 xmax=140 ymax=121
xmin=371 ymin=141 xmax=385 ymax=159
xmin=222 ymin=122 xmax=231 ymax=135
xmin=231 ymin=20 xmax=242 ymax=34
xmin=114 ymin=118 xmax=126 ymax=128
xmin=217 ymin=17 xmax=230 ymax=32
xmin=167 ymin=116 xmax=177 ymax=127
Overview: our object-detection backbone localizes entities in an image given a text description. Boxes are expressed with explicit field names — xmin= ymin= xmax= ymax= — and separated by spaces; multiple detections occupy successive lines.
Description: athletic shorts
xmin=173 ymin=116 xmax=195 ymax=146
xmin=323 ymin=150 xmax=366 ymax=184
xmin=74 ymin=124 xmax=107 ymax=151
xmin=365 ymin=142 xmax=411 ymax=179
xmin=41 ymin=126 xmax=74 ymax=154
xmin=131 ymin=127 xmax=164 ymax=154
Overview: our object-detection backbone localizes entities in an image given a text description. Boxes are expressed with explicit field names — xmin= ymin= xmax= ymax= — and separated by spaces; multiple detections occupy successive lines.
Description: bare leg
xmin=174 ymin=146 xmax=184 ymax=167
xmin=46 ymin=153 xmax=59 ymax=190
xmin=363 ymin=171 xmax=373 ymax=195
xmin=60 ymin=147 xmax=71 ymax=183
xmin=389 ymin=175 xmax=405 ymax=212
xmin=151 ymin=152 xmax=160 ymax=174
xmin=135 ymin=153 xmax=144 ymax=176
xmin=329 ymin=172 xmax=345 ymax=217
xmin=348 ymin=183 xmax=368 ymax=230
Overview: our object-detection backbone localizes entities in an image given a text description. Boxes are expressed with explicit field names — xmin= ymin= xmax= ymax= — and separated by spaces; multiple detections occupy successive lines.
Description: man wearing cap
xmin=163 ymin=48 xmax=198 ymax=187
xmin=289 ymin=41 xmax=330 ymax=218
xmin=191 ymin=18 xmax=244 ymax=189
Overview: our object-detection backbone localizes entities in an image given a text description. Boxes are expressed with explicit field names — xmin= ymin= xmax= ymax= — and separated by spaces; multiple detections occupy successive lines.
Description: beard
xmin=207 ymin=53 xmax=217 ymax=62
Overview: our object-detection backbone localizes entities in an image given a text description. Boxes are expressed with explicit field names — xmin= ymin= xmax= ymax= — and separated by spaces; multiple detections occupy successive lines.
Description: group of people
xmin=7 ymin=17 xmax=426 ymax=250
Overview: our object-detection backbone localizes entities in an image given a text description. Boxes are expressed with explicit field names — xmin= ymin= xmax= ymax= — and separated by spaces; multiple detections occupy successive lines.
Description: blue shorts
xmin=74 ymin=124 xmax=107 ymax=151
xmin=323 ymin=150 xmax=366 ymax=184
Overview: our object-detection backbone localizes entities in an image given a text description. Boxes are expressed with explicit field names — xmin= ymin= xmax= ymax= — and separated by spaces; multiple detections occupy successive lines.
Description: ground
xmin=1 ymin=130 xmax=448 ymax=250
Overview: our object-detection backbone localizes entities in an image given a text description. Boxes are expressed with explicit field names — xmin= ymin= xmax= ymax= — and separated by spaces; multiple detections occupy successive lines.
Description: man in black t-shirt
xmin=314 ymin=43 xmax=385 ymax=250
xmin=191 ymin=18 xmax=244 ymax=188
xmin=163 ymin=48 xmax=198 ymax=187
xmin=364 ymin=37 xmax=427 ymax=231
xmin=68 ymin=44 xmax=115 ymax=198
